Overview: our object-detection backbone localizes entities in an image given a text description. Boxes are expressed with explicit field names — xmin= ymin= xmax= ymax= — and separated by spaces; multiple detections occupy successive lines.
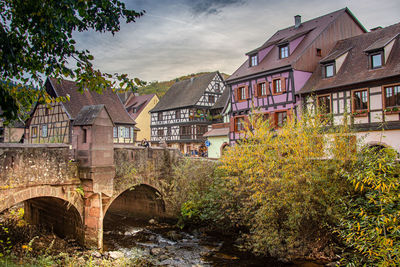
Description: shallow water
xmin=103 ymin=214 xmax=323 ymax=267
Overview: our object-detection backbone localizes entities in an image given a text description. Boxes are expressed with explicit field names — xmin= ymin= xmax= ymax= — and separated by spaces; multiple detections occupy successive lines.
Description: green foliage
xmin=338 ymin=147 xmax=400 ymax=266
xmin=168 ymin=158 xmax=228 ymax=228
xmin=0 ymin=0 xmax=145 ymax=122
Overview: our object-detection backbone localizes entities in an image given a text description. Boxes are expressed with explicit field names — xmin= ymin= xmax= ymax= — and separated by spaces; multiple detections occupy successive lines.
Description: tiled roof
xmin=300 ymin=22 xmax=400 ymax=94
xmin=226 ymin=8 xmax=362 ymax=82
xmin=151 ymin=72 xmax=219 ymax=112
xmin=125 ymin=94 xmax=156 ymax=120
xmin=47 ymin=78 xmax=136 ymax=125
xmin=73 ymin=105 xmax=110 ymax=126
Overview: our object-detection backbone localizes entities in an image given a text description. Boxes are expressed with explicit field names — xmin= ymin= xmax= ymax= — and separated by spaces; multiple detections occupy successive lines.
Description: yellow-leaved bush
xmin=218 ymin=109 xmax=356 ymax=261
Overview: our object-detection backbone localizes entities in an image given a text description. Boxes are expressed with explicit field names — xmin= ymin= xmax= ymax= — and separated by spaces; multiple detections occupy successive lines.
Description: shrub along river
xmin=103 ymin=214 xmax=323 ymax=267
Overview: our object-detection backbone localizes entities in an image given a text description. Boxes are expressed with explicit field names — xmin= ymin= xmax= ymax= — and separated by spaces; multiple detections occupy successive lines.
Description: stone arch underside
xmin=0 ymin=185 xmax=85 ymax=245
xmin=104 ymin=184 xmax=166 ymax=220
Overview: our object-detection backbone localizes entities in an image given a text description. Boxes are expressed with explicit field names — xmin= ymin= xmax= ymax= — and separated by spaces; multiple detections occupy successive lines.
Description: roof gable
xmin=151 ymin=72 xmax=220 ymax=112
xmin=125 ymin=94 xmax=157 ymax=120
xmin=227 ymin=8 xmax=365 ymax=82
xmin=46 ymin=78 xmax=136 ymax=125
xmin=300 ymin=22 xmax=400 ymax=94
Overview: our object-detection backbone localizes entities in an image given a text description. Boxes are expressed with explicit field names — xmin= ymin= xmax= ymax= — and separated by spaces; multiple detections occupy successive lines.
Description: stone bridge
xmin=0 ymin=142 xmax=181 ymax=249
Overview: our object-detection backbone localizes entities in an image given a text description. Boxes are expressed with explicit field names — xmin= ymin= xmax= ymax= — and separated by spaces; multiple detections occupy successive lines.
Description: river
xmin=103 ymin=214 xmax=323 ymax=267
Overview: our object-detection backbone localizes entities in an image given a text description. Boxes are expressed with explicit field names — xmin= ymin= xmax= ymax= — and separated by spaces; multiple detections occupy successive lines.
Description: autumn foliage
xmin=177 ymin=108 xmax=400 ymax=265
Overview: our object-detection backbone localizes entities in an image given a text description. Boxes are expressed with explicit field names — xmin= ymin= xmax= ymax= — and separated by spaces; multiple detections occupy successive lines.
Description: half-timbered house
xmin=150 ymin=72 xmax=225 ymax=155
xmin=300 ymin=22 xmax=400 ymax=153
xmin=226 ymin=8 xmax=366 ymax=144
xmin=26 ymin=78 xmax=138 ymax=144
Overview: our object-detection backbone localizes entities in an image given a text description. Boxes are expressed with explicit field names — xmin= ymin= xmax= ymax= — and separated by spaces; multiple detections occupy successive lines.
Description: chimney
xmin=294 ymin=15 xmax=301 ymax=28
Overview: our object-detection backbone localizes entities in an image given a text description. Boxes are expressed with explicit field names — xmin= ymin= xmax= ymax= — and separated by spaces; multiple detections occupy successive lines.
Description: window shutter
xmin=230 ymin=118 xmax=235 ymax=132
xmin=244 ymin=115 xmax=250 ymax=129
xmin=266 ymin=82 xmax=270 ymax=95
xmin=254 ymin=84 xmax=258 ymax=97
xmin=245 ymin=85 xmax=250 ymax=99
xmin=273 ymin=113 xmax=278 ymax=128
xmin=234 ymin=88 xmax=238 ymax=102
xmin=281 ymin=77 xmax=287 ymax=92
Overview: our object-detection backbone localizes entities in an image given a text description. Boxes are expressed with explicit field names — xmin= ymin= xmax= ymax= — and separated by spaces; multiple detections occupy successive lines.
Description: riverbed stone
xmin=91 ymin=251 xmax=102 ymax=258
xmin=108 ymin=251 xmax=125 ymax=259
xmin=166 ymin=230 xmax=183 ymax=241
xmin=149 ymin=218 xmax=157 ymax=224
xmin=150 ymin=247 xmax=164 ymax=256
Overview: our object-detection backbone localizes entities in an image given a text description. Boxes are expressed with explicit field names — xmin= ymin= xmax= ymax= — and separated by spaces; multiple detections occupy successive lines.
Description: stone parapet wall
xmin=0 ymin=144 xmax=79 ymax=190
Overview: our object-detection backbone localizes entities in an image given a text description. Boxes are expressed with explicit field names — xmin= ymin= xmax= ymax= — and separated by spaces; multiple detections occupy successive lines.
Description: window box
xmin=352 ymin=110 xmax=368 ymax=117
xmin=384 ymin=107 xmax=400 ymax=114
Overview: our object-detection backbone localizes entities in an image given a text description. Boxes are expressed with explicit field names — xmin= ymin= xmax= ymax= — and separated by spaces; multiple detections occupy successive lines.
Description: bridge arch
xmin=0 ymin=186 xmax=84 ymax=245
xmin=104 ymin=183 xmax=166 ymax=220
xmin=0 ymin=185 xmax=84 ymax=218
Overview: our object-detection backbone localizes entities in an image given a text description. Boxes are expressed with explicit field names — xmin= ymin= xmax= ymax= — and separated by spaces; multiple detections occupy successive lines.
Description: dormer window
xmin=279 ymin=45 xmax=289 ymax=59
xmin=250 ymin=54 xmax=258 ymax=67
xmin=324 ymin=63 xmax=335 ymax=78
xmin=371 ymin=52 xmax=383 ymax=69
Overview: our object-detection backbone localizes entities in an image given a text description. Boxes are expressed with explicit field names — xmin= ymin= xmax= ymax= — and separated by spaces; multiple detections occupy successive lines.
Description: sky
xmin=74 ymin=0 xmax=400 ymax=82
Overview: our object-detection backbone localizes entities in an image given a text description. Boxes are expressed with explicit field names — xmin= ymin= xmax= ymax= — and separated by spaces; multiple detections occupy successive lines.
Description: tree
xmin=0 ymin=0 xmax=145 ymax=122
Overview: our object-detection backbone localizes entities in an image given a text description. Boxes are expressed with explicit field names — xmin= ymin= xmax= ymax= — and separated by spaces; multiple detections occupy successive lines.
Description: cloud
xmin=188 ymin=0 xmax=246 ymax=15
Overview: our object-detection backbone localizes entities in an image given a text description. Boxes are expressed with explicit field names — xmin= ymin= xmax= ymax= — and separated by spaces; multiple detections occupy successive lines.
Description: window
xmin=157 ymin=128 xmax=164 ymax=137
xmin=250 ymin=54 xmax=258 ymax=66
xmin=31 ymin=126 xmax=38 ymax=138
xmin=180 ymin=126 xmax=191 ymax=139
xmin=118 ymin=126 xmax=125 ymax=138
xmin=208 ymin=95 xmax=215 ymax=103
xmin=215 ymin=83 xmax=220 ymax=93
xmin=234 ymin=116 xmax=245 ymax=132
xmin=352 ymin=89 xmax=368 ymax=112
xmin=42 ymin=125 xmax=48 ymax=137
xmin=316 ymin=48 xmax=322 ymax=57
xmin=317 ymin=94 xmax=331 ymax=114
xmin=275 ymin=111 xmax=287 ymax=127
xmin=124 ymin=127 xmax=130 ymax=138
xmin=257 ymin=82 xmax=268 ymax=97
xmin=237 ymin=86 xmax=247 ymax=101
xmin=130 ymin=127 xmax=134 ymax=140
xmin=158 ymin=112 xmax=163 ymax=121
xmin=167 ymin=127 xmax=171 ymax=136
xmin=371 ymin=52 xmax=383 ymax=69
xmin=384 ymin=85 xmax=400 ymax=108
xmin=196 ymin=125 xmax=208 ymax=136
xmin=175 ymin=110 xmax=181 ymax=119
xmin=272 ymin=78 xmax=286 ymax=94
xmin=325 ymin=64 xmax=334 ymax=78
xmin=279 ymin=45 xmax=289 ymax=59
xmin=113 ymin=127 xmax=118 ymax=138
xmin=82 ymin=129 xmax=87 ymax=143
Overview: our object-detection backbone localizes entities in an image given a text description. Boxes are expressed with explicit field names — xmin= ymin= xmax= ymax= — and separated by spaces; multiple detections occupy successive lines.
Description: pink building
xmin=226 ymin=8 xmax=366 ymax=144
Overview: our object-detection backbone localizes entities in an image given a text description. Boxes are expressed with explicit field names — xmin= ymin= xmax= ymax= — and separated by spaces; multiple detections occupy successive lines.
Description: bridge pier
xmin=83 ymin=193 xmax=104 ymax=249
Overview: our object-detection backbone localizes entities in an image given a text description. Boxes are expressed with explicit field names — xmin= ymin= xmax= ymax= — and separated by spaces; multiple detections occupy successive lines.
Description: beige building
xmin=120 ymin=93 xmax=159 ymax=144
